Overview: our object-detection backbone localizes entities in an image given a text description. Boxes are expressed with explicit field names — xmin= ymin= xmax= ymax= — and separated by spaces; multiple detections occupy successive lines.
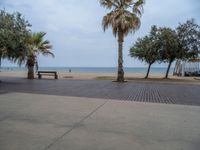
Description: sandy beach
xmin=0 ymin=71 xmax=199 ymax=84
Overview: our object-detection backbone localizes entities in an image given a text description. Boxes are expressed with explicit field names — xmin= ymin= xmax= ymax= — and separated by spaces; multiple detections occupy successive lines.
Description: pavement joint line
xmin=0 ymin=112 xmax=13 ymax=122
xmin=43 ymin=99 xmax=109 ymax=150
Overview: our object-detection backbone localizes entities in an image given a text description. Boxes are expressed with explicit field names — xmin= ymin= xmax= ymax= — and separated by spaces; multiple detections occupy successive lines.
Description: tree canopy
xmin=130 ymin=26 xmax=159 ymax=78
xmin=156 ymin=27 xmax=180 ymax=78
xmin=176 ymin=19 xmax=200 ymax=59
xmin=0 ymin=10 xmax=54 ymax=79
xmin=130 ymin=19 xmax=200 ymax=79
xmin=0 ymin=9 xmax=31 ymax=64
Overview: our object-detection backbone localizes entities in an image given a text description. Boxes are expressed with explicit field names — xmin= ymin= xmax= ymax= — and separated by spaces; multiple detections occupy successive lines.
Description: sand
xmin=0 ymin=71 xmax=167 ymax=79
xmin=0 ymin=71 xmax=199 ymax=84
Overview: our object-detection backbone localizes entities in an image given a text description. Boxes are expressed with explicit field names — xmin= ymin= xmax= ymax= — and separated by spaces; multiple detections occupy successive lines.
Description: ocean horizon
xmin=0 ymin=67 xmax=174 ymax=74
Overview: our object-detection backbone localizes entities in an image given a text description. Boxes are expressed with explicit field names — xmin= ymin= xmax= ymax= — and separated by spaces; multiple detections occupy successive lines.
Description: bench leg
xmin=55 ymin=75 xmax=58 ymax=79
xmin=38 ymin=74 xmax=42 ymax=79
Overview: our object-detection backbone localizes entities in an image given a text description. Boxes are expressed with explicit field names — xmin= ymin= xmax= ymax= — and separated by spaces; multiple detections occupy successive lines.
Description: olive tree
xmin=157 ymin=27 xmax=180 ymax=78
xmin=0 ymin=9 xmax=31 ymax=65
xmin=176 ymin=19 xmax=200 ymax=59
xmin=130 ymin=26 xmax=159 ymax=78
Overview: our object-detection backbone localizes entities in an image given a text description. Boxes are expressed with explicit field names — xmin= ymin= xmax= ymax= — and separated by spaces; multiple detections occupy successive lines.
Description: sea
xmin=0 ymin=67 xmax=174 ymax=74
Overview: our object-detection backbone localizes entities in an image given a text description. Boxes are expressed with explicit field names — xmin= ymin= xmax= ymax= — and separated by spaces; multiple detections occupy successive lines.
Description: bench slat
xmin=38 ymin=71 xmax=57 ymax=73
xmin=37 ymin=71 xmax=58 ymax=79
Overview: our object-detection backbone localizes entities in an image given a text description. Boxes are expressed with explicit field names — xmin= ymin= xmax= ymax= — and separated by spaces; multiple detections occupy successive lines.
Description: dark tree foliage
xmin=0 ymin=10 xmax=54 ymax=80
xmin=0 ymin=9 xmax=31 ymax=65
xmin=130 ymin=26 xmax=159 ymax=78
xmin=130 ymin=19 xmax=200 ymax=79
xmin=157 ymin=27 xmax=180 ymax=78
xmin=158 ymin=19 xmax=200 ymax=78
xmin=176 ymin=19 xmax=200 ymax=59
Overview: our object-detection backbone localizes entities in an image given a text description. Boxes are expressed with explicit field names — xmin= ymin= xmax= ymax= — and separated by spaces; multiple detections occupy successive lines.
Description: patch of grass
xmin=96 ymin=76 xmax=150 ymax=81
xmin=125 ymin=77 xmax=178 ymax=81
xmin=64 ymin=76 xmax=73 ymax=79
xmin=95 ymin=76 xmax=199 ymax=85
xmin=95 ymin=76 xmax=115 ymax=80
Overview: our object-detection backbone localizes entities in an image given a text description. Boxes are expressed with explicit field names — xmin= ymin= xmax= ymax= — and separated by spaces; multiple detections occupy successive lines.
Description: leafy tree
xmin=0 ymin=10 xmax=54 ymax=79
xmin=176 ymin=19 xmax=200 ymax=59
xmin=130 ymin=26 xmax=159 ymax=78
xmin=26 ymin=32 xmax=54 ymax=79
xmin=0 ymin=10 xmax=31 ymax=65
xmin=130 ymin=20 xmax=200 ymax=79
xmin=157 ymin=28 xmax=180 ymax=78
xmin=100 ymin=0 xmax=145 ymax=82
xmin=158 ymin=20 xmax=200 ymax=78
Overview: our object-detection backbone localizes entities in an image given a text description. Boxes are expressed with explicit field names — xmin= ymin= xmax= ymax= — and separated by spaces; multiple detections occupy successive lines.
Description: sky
xmin=0 ymin=0 xmax=200 ymax=67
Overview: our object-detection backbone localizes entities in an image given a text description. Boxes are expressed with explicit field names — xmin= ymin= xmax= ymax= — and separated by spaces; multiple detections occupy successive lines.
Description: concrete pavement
xmin=0 ymin=92 xmax=200 ymax=150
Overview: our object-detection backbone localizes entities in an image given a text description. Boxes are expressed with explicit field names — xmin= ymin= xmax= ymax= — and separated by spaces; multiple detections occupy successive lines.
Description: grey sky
xmin=1 ymin=0 xmax=200 ymax=67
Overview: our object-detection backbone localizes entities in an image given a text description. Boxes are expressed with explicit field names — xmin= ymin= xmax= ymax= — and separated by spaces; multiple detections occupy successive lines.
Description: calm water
xmin=0 ymin=67 xmax=173 ymax=74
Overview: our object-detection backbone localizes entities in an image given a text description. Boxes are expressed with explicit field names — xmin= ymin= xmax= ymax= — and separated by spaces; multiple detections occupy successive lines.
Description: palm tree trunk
xmin=145 ymin=63 xmax=152 ymax=79
xmin=0 ymin=57 xmax=1 ymax=72
xmin=0 ymin=56 xmax=1 ymax=83
xmin=117 ymin=31 xmax=125 ymax=82
xmin=27 ymin=65 xmax=34 ymax=79
xmin=27 ymin=58 xmax=35 ymax=79
xmin=165 ymin=61 xmax=172 ymax=79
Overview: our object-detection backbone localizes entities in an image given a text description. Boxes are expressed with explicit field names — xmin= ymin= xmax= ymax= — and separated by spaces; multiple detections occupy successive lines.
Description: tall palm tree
xmin=27 ymin=32 xmax=54 ymax=79
xmin=100 ymin=0 xmax=145 ymax=82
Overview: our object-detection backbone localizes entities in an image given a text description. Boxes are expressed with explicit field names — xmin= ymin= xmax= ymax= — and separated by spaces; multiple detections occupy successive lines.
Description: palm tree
xmin=27 ymin=32 xmax=54 ymax=79
xmin=100 ymin=0 xmax=145 ymax=82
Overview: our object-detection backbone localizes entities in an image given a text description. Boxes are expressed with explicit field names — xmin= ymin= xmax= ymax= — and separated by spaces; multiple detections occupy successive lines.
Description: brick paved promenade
xmin=0 ymin=77 xmax=200 ymax=106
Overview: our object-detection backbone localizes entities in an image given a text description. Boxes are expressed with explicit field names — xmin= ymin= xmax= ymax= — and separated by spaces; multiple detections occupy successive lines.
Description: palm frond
xmin=133 ymin=0 xmax=145 ymax=17
xmin=102 ymin=8 xmax=141 ymax=37
xmin=24 ymin=31 xmax=54 ymax=67
xmin=101 ymin=0 xmax=144 ymax=37
xmin=100 ymin=0 xmax=119 ymax=9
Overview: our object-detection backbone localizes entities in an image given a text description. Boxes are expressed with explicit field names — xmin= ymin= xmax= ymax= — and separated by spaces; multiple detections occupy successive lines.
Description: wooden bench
xmin=37 ymin=71 xmax=58 ymax=79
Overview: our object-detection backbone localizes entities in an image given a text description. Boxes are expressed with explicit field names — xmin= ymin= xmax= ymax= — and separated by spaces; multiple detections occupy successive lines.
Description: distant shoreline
xmin=0 ymin=67 xmax=174 ymax=74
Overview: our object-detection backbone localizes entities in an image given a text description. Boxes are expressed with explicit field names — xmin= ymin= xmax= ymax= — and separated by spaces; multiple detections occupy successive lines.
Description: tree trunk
xmin=0 ymin=57 xmax=1 ymax=82
xmin=27 ymin=65 xmax=34 ymax=79
xmin=165 ymin=61 xmax=172 ymax=79
xmin=116 ymin=31 xmax=125 ymax=82
xmin=0 ymin=57 xmax=1 ymax=72
xmin=145 ymin=63 xmax=152 ymax=79
xmin=27 ymin=56 xmax=35 ymax=79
